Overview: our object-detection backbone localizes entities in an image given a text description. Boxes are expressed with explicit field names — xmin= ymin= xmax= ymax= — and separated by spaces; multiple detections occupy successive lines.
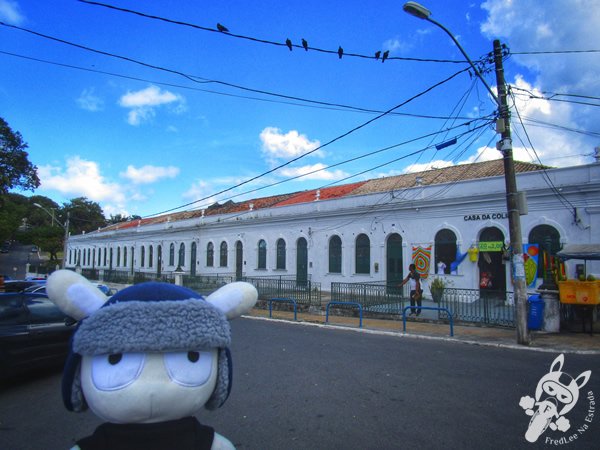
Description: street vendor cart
xmin=556 ymin=244 xmax=600 ymax=334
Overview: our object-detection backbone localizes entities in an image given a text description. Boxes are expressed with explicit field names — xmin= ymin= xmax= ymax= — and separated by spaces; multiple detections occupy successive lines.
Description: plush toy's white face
xmin=81 ymin=350 xmax=219 ymax=424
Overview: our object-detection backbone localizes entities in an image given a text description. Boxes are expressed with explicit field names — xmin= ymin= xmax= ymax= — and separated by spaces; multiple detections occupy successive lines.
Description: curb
xmin=243 ymin=315 xmax=600 ymax=355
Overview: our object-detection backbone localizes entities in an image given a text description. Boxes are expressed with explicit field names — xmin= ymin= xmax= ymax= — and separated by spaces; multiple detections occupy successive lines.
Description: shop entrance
xmin=386 ymin=233 xmax=403 ymax=294
xmin=235 ymin=241 xmax=243 ymax=280
xmin=478 ymin=227 xmax=506 ymax=295
xmin=296 ymin=237 xmax=308 ymax=286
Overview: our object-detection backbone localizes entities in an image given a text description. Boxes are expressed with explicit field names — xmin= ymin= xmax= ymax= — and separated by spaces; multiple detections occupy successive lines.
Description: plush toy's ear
xmin=206 ymin=282 xmax=258 ymax=320
xmin=46 ymin=270 xmax=108 ymax=320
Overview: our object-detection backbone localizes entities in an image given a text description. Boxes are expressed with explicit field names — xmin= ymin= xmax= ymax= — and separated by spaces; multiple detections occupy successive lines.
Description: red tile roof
xmin=274 ymin=181 xmax=367 ymax=207
xmin=96 ymin=159 xmax=547 ymax=233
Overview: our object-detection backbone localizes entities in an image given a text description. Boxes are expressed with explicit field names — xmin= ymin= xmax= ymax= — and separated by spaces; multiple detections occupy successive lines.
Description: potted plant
xmin=429 ymin=276 xmax=448 ymax=303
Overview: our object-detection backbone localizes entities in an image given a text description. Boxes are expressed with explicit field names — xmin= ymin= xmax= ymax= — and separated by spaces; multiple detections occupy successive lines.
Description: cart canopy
xmin=556 ymin=244 xmax=600 ymax=261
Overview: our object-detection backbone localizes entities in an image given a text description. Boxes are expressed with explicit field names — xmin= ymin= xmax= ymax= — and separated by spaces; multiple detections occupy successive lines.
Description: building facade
xmin=66 ymin=160 xmax=600 ymax=293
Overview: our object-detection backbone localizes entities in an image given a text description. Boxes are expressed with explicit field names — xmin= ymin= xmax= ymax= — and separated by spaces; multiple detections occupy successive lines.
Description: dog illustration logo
xmin=519 ymin=354 xmax=591 ymax=443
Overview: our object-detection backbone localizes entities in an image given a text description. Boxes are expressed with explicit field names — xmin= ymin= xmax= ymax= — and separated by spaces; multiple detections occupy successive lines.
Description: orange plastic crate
xmin=558 ymin=280 xmax=600 ymax=305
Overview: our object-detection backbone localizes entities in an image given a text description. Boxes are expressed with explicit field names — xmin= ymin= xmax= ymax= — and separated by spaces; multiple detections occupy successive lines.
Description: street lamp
xmin=402 ymin=2 xmax=498 ymax=104
xmin=33 ymin=203 xmax=70 ymax=269
xmin=403 ymin=2 xmax=529 ymax=345
xmin=33 ymin=202 xmax=59 ymax=227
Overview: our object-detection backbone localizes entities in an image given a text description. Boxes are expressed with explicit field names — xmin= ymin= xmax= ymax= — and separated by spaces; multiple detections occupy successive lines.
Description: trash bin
xmin=528 ymin=294 xmax=545 ymax=330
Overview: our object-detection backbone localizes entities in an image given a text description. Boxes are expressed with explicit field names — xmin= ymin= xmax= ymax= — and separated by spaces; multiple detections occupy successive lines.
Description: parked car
xmin=0 ymin=287 xmax=76 ymax=379
xmin=2 ymin=280 xmax=44 ymax=293
xmin=25 ymin=276 xmax=48 ymax=282
xmin=96 ymin=283 xmax=116 ymax=296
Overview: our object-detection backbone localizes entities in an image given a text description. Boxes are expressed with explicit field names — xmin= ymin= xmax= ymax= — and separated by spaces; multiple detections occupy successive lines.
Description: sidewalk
xmin=248 ymin=308 xmax=600 ymax=354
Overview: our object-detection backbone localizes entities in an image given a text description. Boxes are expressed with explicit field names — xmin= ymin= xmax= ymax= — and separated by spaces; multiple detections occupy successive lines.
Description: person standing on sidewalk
xmin=400 ymin=263 xmax=422 ymax=316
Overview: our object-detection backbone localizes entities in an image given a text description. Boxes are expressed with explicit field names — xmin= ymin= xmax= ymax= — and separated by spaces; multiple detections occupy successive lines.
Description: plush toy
xmin=46 ymin=270 xmax=258 ymax=450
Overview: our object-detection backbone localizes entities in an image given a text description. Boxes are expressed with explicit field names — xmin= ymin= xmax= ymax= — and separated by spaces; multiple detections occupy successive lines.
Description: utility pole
xmin=62 ymin=211 xmax=70 ymax=269
xmin=493 ymin=39 xmax=529 ymax=345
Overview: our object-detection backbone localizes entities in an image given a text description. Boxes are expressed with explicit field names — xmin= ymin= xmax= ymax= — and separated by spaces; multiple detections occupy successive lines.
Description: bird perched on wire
xmin=375 ymin=51 xmax=381 ymax=61
xmin=338 ymin=46 xmax=343 ymax=59
xmin=302 ymin=38 xmax=308 ymax=51
xmin=286 ymin=38 xmax=293 ymax=51
xmin=382 ymin=50 xmax=389 ymax=63
xmin=217 ymin=23 xmax=229 ymax=32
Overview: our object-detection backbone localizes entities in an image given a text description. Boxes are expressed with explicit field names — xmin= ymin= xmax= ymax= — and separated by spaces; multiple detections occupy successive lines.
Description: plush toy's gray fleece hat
xmin=63 ymin=282 xmax=232 ymax=412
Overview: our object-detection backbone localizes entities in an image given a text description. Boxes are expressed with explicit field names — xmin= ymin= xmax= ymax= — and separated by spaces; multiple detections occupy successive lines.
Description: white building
xmin=66 ymin=159 xmax=600 ymax=293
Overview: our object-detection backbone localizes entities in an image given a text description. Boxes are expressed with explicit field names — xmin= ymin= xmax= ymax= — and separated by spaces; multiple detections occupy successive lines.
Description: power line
xmin=511 ymin=86 xmax=600 ymax=108
xmin=145 ymin=67 xmax=471 ymax=217
xmin=518 ymin=115 xmax=600 ymax=138
xmin=78 ymin=0 xmax=471 ymax=65
xmin=0 ymin=49 xmax=481 ymax=121
xmin=511 ymin=49 xmax=600 ymax=55
xmin=508 ymin=89 xmax=578 ymax=216
xmin=0 ymin=23 xmax=483 ymax=119
xmin=200 ymin=118 xmax=494 ymax=223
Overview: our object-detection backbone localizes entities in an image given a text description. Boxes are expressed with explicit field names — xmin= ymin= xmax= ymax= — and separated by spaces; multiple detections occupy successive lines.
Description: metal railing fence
xmin=331 ymin=282 xmax=516 ymax=327
xmin=439 ymin=288 xmax=515 ymax=327
xmin=241 ymin=276 xmax=321 ymax=306
xmin=331 ymin=281 xmax=404 ymax=310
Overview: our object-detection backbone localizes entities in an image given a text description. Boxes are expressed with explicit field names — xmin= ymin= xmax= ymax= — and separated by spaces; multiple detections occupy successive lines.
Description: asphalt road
xmin=0 ymin=243 xmax=40 ymax=280
xmin=1 ymin=318 xmax=598 ymax=449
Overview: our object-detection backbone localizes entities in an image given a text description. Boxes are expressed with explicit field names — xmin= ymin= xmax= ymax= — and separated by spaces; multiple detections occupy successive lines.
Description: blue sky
xmin=1 ymin=0 xmax=598 ymax=218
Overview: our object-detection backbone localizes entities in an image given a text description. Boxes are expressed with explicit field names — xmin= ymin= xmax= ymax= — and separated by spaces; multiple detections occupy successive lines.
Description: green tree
xmin=63 ymin=197 xmax=107 ymax=234
xmin=109 ymin=213 xmax=142 ymax=224
xmin=0 ymin=193 xmax=29 ymax=243
xmin=0 ymin=117 xmax=40 ymax=194
xmin=27 ymin=196 xmax=64 ymax=260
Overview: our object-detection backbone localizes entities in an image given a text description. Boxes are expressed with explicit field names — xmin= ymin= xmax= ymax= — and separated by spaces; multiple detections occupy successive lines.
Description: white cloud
xmin=118 ymin=85 xmax=185 ymax=126
xmin=76 ymin=88 xmax=104 ymax=112
xmin=260 ymin=127 xmax=322 ymax=165
xmin=37 ymin=156 xmax=127 ymax=212
xmin=383 ymin=37 xmax=413 ymax=54
xmin=403 ymin=159 xmax=456 ymax=174
xmin=182 ymin=180 xmax=218 ymax=207
xmin=0 ymin=0 xmax=24 ymax=25
xmin=279 ymin=163 xmax=348 ymax=181
xmin=480 ymin=0 xmax=599 ymax=166
xmin=121 ymin=165 xmax=180 ymax=185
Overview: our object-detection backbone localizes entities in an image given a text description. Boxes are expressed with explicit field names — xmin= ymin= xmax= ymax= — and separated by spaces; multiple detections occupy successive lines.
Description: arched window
xmin=529 ymin=225 xmax=561 ymax=278
xmin=141 ymin=246 xmax=146 ymax=268
xmin=117 ymin=247 xmax=121 ymax=267
xmin=207 ymin=242 xmax=214 ymax=267
xmin=190 ymin=242 xmax=197 ymax=275
xmin=355 ymin=234 xmax=370 ymax=274
xmin=434 ymin=229 xmax=457 ymax=275
xmin=220 ymin=241 xmax=228 ymax=267
xmin=123 ymin=246 xmax=128 ymax=268
xmin=276 ymin=238 xmax=286 ymax=270
xmin=257 ymin=239 xmax=267 ymax=269
xmin=103 ymin=248 xmax=107 ymax=266
xmin=149 ymin=245 xmax=153 ymax=268
xmin=329 ymin=235 xmax=342 ymax=273
xmin=178 ymin=243 xmax=185 ymax=268
xmin=169 ymin=243 xmax=175 ymax=266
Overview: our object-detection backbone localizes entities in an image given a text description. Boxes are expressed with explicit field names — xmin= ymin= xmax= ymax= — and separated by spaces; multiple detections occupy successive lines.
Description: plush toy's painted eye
xmin=164 ymin=351 xmax=213 ymax=387
xmin=108 ymin=353 xmax=122 ymax=365
xmin=91 ymin=353 xmax=145 ymax=391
